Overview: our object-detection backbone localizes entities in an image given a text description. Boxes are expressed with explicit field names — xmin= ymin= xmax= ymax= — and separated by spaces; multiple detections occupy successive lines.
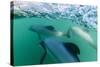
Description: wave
xmin=11 ymin=1 xmax=97 ymax=31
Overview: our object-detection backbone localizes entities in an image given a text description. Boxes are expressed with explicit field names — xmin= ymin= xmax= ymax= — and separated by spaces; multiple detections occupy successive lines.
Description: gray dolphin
xmin=67 ymin=26 xmax=97 ymax=49
xmin=41 ymin=37 xmax=80 ymax=63
xmin=30 ymin=25 xmax=66 ymax=37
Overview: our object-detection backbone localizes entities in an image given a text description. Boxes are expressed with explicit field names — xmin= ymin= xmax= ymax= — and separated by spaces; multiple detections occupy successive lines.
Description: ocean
xmin=12 ymin=17 xmax=97 ymax=65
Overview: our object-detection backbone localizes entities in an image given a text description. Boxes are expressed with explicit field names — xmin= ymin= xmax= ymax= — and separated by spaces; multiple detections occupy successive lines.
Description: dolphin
xmin=30 ymin=25 xmax=96 ymax=49
xmin=30 ymin=25 xmax=66 ymax=37
xmin=30 ymin=25 xmax=80 ymax=63
xmin=66 ymin=26 xmax=97 ymax=49
xmin=40 ymin=37 xmax=80 ymax=63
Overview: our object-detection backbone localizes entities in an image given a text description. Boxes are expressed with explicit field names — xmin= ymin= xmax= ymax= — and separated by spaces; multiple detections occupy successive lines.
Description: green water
xmin=12 ymin=17 xmax=97 ymax=66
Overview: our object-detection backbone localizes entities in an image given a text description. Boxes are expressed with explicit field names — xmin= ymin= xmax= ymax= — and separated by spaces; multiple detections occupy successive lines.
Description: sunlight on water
xmin=12 ymin=1 xmax=97 ymax=31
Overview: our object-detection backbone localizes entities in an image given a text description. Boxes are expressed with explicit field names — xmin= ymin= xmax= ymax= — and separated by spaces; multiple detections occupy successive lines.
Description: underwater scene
xmin=10 ymin=1 xmax=97 ymax=66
